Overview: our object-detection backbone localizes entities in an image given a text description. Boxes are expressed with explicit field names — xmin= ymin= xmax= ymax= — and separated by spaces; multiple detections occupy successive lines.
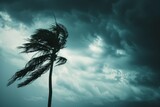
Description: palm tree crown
xmin=7 ymin=23 xmax=68 ymax=87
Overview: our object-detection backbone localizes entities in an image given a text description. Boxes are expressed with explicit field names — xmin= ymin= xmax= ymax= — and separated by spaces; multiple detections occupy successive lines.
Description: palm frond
xmin=7 ymin=54 xmax=51 ymax=86
xmin=55 ymin=56 xmax=67 ymax=66
xmin=51 ymin=23 xmax=68 ymax=49
xmin=31 ymin=29 xmax=55 ymax=41
xmin=27 ymin=39 xmax=53 ymax=50
xmin=7 ymin=66 xmax=36 ymax=86
xmin=18 ymin=62 xmax=51 ymax=87
xmin=31 ymin=29 xmax=60 ymax=48
xmin=18 ymin=42 xmax=51 ymax=53
xmin=25 ymin=53 xmax=51 ymax=68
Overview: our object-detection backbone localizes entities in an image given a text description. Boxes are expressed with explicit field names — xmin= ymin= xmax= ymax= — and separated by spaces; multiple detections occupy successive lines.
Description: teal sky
xmin=0 ymin=0 xmax=160 ymax=107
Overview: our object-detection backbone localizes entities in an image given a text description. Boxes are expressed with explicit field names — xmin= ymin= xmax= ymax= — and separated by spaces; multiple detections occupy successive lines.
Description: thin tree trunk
xmin=48 ymin=54 xmax=54 ymax=107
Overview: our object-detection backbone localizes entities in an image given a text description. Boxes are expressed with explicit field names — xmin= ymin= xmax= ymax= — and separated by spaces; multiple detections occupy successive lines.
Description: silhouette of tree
xmin=7 ymin=23 xmax=68 ymax=107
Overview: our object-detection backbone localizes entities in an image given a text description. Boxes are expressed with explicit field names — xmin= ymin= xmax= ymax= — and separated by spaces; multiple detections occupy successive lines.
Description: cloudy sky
xmin=0 ymin=0 xmax=160 ymax=107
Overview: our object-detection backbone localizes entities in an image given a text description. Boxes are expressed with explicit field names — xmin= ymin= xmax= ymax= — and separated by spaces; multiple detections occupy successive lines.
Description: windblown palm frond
xmin=51 ymin=23 xmax=68 ymax=48
xmin=55 ymin=56 xmax=67 ymax=66
xmin=18 ymin=42 xmax=51 ymax=53
xmin=7 ymin=54 xmax=51 ymax=86
xmin=31 ymin=29 xmax=61 ymax=49
xmin=31 ymin=29 xmax=57 ymax=42
xmin=18 ymin=62 xmax=51 ymax=87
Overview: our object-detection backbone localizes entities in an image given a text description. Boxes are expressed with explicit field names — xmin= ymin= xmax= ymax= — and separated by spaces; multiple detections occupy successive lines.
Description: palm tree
xmin=7 ymin=22 xmax=68 ymax=107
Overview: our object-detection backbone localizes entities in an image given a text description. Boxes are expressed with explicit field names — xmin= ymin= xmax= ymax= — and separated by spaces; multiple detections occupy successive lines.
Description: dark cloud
xmin=0 ymin=0 xmax=117 ymax=24
xmin=130 ymin=69 xmax=160 ymax=88
xmin=105 ymin=0 xmax=160 ymax=90
xmin=114 ymin=0 xmax=160 ymax=72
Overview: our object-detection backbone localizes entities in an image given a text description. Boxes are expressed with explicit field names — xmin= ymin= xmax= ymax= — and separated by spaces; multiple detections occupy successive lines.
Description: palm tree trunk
xmin=48 ymin=54 xmax=54 ymax=107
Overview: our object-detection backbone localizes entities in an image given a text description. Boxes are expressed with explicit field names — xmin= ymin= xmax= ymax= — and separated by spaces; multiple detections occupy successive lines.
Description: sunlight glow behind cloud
xmin=89 ymin=36 xmax=104 ymax=54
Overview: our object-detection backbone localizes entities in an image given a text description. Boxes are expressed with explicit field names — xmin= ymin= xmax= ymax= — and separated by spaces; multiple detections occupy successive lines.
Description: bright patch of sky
xmin=89 ymin=35 xmax=104 ymax=55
